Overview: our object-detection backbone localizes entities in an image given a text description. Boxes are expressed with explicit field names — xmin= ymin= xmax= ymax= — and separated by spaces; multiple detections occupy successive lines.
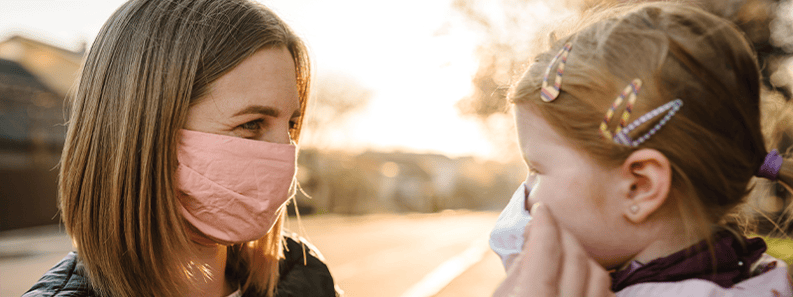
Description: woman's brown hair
xmin=59 ymin=0 xmax=310 ymax=296
xmin=510 ymin=2 xmax=793 ymax=247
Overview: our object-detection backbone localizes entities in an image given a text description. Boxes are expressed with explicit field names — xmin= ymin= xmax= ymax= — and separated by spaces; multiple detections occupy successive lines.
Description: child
xmin=489 ymin=2 xmax=793 ymax=296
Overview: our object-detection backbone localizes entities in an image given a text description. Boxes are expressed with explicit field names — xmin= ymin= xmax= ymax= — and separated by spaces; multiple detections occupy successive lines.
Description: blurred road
xmin=1 ymin=210 xmax=505 ymax=297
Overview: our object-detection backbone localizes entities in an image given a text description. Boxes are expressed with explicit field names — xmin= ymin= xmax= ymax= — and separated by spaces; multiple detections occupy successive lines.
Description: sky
xmin=0 ymin=0 xmax=504 ymax=159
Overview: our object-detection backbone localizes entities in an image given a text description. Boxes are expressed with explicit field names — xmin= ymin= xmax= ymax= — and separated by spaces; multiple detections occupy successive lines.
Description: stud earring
xmin=630 ymin=204 xmax=639 ymax=214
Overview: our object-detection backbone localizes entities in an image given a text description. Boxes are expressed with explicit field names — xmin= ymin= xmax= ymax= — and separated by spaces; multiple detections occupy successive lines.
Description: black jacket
xmin=22 ymin=233 xmax=340 ymax=297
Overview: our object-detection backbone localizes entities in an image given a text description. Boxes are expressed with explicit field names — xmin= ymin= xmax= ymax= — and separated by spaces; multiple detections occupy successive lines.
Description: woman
xmin=23 ymin=0 xmax=338 ymax=296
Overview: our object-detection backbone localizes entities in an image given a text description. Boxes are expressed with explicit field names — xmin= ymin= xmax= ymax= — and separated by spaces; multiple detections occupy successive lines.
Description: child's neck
xmin=620 ymin=218 xmax=705 ymax=271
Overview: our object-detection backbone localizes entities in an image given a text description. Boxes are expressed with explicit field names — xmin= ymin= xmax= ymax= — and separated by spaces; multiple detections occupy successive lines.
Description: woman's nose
xmin=267 ymin=123 xmax=292 ymax=145
xmin=275 ymin=131 xmax=291 ymax=145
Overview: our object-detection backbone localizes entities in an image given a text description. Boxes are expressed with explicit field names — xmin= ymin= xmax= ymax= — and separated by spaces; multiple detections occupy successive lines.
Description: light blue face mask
xmin=488 ymin=182 xmax=532 ymax=271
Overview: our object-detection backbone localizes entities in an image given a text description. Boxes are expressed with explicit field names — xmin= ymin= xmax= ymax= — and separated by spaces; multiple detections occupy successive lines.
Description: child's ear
xmin=620 ymin=149 xmax=671 ymax=224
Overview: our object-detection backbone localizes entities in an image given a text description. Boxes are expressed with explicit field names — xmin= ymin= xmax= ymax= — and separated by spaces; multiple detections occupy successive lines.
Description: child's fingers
xmin=558 ymin=228 xmax=589 ymax=297
xmin=523 ymin=203 xmax=562 ymax=296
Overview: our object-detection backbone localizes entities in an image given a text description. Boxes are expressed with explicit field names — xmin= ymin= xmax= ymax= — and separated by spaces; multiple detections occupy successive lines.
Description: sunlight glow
xmin=0 ymin=0 xmax=518 ymax=159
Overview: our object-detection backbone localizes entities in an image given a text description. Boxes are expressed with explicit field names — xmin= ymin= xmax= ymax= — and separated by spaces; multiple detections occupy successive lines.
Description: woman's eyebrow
xmin=234 ymin=105 xmax=279 ymax=117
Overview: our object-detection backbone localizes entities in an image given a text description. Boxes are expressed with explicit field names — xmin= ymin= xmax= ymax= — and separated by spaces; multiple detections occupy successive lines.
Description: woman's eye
xmin=240 ymin=119 xmax=263 ymax=131
xmin=288 ymin=120 xmax=298 ymax=135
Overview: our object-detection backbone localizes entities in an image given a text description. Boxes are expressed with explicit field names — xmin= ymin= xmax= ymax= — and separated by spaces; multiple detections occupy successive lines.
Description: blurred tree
xmin=294 ymin=74 xmax=371 ymax=214
xmin=452 ymin=0 xmax=568 ymax=119
xmin=300 ymin=73 xmax=372 ymax=148
xmin=451 ymin=0 xmax=574 ymax=162
xmin=453 ymin=0 xmax=793 ymax=122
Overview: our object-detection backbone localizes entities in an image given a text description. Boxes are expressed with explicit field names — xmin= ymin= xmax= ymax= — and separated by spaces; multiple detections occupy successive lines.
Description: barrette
xmin=599 ymin=79 xmax=643 ymax=139
xmin=540 ymin=42 xmax=573 ymax=102
xmin=612 ymin=99 xmax=684 ymax=147
xmin=757 ymin=149 xmax=783 ymax=180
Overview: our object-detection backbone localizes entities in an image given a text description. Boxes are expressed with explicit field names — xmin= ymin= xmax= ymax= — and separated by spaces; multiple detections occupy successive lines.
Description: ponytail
xmin=775 ymin=155 xmax=793 ymax=194
xmin=749 ymin=92 xmax=793 ymax=237
xmin=770 ymin=155 xmax=793 ymax=234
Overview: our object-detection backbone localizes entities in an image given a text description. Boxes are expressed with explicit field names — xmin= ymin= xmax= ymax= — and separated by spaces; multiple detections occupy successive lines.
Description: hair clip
xmin=612 ymin=99 xmax=684 ymax=147
xmin=600 ymin=79 xmax=643 ymax=139
xmin=617 ymin=79 xmax=642 ymax=135
xmin=540 ymin=42 xmax=573 ymax=102
xmin=757 ymin=149 xmax=783 ymax=180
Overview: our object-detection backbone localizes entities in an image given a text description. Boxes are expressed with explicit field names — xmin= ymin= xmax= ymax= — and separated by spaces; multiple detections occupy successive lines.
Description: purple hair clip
xmin=612 ymin=99 xmax=684 ymax=147
xmin=757 ymin=149 xmax=784 ymax=180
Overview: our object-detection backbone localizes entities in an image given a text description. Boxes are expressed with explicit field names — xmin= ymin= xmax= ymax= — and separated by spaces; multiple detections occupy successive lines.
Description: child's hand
xmin=493 ymin=203 xmax=615 ymax=297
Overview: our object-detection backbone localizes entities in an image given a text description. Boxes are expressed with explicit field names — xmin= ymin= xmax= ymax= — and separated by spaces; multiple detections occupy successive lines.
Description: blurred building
xmin=0 ymin=35 xmax=83 ymax=231
xmin=295 ymin=149 xmax=524 ymax=215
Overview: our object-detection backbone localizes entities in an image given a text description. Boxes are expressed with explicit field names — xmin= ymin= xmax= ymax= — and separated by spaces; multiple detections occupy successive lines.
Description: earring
xmin=630 ymin=204 xmax=639 ymax=214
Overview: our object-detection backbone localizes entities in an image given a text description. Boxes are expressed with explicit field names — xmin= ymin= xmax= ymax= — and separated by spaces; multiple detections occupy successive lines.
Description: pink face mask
xmin=176 ymin=129 xmax=296 ymax=244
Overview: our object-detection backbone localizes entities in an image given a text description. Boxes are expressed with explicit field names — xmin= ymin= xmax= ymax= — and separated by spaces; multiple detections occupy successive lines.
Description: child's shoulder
xmin=616 ymin=254 xmax=793 ymax=297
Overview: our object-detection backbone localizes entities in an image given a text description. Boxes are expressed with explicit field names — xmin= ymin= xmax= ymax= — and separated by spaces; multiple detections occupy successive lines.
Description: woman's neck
xmin=184 ymin=241 xmax=236 ymax=297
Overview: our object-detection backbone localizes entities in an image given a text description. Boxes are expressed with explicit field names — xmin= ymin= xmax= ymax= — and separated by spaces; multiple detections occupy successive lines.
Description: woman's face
xmin=514 ymin=103 xmax=637 ymax=269
xmin=185 ymin=47 xmax=300 ymax=144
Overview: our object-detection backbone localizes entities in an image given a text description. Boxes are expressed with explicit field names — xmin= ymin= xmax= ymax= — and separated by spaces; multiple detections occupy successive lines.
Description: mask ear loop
xmin=540 ymin=42 xmax=573 ymax=102
xmin=600 ymin=79 xmax=642 ymax=139
xmin=613 ymin=99 xmax=684 ymax=147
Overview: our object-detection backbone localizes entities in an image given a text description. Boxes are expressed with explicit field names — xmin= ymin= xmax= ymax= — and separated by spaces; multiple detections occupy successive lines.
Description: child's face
xmin=514 ymin=103 xmax=638 ymax=268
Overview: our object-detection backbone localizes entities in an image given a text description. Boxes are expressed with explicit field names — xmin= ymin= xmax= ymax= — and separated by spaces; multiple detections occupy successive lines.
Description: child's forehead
xmin=515 ymin=104 xmax=565 ymax=139
xmin=514 ymin=103 xmax=574 ymax=154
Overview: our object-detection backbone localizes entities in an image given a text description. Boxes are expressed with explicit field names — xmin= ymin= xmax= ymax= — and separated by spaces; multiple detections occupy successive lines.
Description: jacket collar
xmin=611 ymin=231 xmax=766 ymax=292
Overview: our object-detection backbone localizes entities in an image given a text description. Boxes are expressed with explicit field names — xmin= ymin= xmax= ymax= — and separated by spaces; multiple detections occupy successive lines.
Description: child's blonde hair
xmin=510 ymin=2 xmax=793 ymax=244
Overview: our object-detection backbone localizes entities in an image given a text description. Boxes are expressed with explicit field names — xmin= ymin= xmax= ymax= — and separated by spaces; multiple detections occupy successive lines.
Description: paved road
xmin=1 ymin=210 xmax=505 ymax=297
